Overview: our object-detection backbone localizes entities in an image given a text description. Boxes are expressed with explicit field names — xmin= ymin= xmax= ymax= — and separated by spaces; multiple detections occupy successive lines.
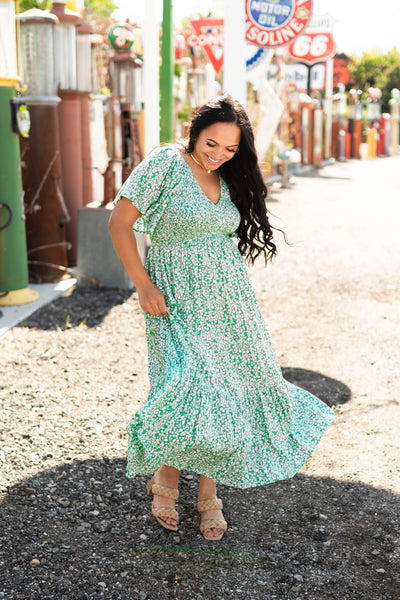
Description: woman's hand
xmin=137 ymin=281 xmax=169 ymax=316
xmin=109 ymin=198 xmax=169 ymax=316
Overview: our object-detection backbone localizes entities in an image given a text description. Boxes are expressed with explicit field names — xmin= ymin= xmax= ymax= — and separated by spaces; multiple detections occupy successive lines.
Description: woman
xmin=109 ymin=95 xmax=334 ymax=541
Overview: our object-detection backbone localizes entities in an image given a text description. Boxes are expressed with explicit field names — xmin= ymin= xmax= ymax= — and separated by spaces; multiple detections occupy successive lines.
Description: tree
xmin=19 ymin=0 xmax=117 ymax=18
xmin=349 ymin=47 xmax=400 ymax=112
xmin=19 ymin=0 xmax=52 ymax=11
xmin=379 ymin=63 xmax=400 ymax=112
xmin=84 ymin=0 xmax=117 ymax=19
xmin=348 ymin=50 xmax=385 ymax=89
xmin=82 ymin=0 xmax=119 ymax=94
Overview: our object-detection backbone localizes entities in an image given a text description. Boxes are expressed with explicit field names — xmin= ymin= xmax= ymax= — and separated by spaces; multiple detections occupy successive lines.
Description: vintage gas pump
xmin=109 ymin=22 xmax=143 ymax=182
xmin=103 ymin=95 xmax=123 ymax=196
xmin=300 ymin=92 xmax=313 ymax=165
xmin=384 ymin=113 xmax=391 ymax=156
xmin=17 ymin=8 xmax=70 ymax=282
xmin=76 ymin=20 xmax=109 ymax=206
xmin=0 ymin=0 xmax=38 ymax=304
xmin=332 ymin=83 xmax=347 ymax=162
xmin=312 ymin=93 xmax=324 ymax=167
xmin=378 ymin=113 xmax=390 ymax=156
xmin=287 ymin=84 xmax=301 ymax=151
xmin=50 ymin=0 xmax=83 ymax=265
xmin=76 ymin=24 xmax=146 ymax=291
xmin=389 ymin=88 xmax=400 ymax=156
xmin=348 ymin=88 xmax=363 ymax=158
xmin=366 ymin=87 xmax=381 ymax=160
xmin=76 ymin=20 xmax=94 ymax=205
xmin=76 ymin=22 xmax=145 ymax=290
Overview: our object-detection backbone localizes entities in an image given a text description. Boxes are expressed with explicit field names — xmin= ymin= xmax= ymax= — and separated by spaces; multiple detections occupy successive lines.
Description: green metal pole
xmin=0 ymin=85 xmax=37 ymax=304
xmin=160 ymin=0 xmax=174 ymax=143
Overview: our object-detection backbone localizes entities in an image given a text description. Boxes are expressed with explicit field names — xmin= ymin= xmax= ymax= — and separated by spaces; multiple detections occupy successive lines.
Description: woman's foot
xmin=151 ymin=465 xmax=180 ymax=529
xmin=198 ymin=475 xmax=227 ymax=540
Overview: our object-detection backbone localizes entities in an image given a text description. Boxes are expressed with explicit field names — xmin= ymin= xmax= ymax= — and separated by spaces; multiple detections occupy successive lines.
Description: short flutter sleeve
xmin=113 ymin=145 xmax=178 ymax=234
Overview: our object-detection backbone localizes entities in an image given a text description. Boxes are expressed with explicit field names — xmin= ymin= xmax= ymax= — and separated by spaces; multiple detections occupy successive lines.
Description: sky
xmin=113 ymin=0 xmax=399 ymax=56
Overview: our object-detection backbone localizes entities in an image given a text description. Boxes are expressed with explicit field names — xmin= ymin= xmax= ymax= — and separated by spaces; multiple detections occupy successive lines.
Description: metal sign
xmin=333 ymin=54 xmax=351 ymax=87
xmin=288 ymin=31 xmax=336 ymax=65
xmin=188 ymin=19 xmax=224 ymax=74
xmin=268 ymin=62 xmax=326 ymax=91
xmin=245 ymin=0 xmax=313 ymax=47
xmin=108 ymin=23 xmax=135 ymax=51
xmin=307 ymin=12 xmax=336 ymax=31
xmin=246 ymin=46 xmax=270 ymax=71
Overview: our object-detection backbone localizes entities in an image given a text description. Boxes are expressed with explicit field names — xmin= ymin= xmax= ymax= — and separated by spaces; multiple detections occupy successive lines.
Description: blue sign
xmin=246 ymin=47 xmax=269 ymax=71
xmin=247 ymin=0 xmax=295 ymax=30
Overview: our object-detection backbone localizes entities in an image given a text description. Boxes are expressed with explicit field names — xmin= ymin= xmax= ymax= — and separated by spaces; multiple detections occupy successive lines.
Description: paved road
xmin=253 ymin=156 xmax=400 ymax=496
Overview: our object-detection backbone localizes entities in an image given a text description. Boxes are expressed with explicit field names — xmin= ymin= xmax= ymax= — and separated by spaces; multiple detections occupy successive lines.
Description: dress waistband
xmin=149 ymin=232 xmax=233 ymax=250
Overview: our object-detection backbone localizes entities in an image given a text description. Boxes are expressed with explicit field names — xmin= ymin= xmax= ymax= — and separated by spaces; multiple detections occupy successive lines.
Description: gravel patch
xmin=1 ymin=158 xmax=399 ymax=599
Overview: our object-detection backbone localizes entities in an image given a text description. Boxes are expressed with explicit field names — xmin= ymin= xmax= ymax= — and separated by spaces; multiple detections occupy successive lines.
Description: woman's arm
xmin=108 ymin=197 xmax=169 ymax=316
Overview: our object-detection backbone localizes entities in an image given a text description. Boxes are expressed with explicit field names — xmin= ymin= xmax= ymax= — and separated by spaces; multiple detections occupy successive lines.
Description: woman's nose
xmin=210 ymin=150 xmax=225 ymax=160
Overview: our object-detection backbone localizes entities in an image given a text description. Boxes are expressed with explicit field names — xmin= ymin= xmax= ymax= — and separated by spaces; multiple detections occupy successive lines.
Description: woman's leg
xmin=152 ymin=465 xmax=180 ymax=527
xmin=198 ymin=474 xmax=225 ymax=539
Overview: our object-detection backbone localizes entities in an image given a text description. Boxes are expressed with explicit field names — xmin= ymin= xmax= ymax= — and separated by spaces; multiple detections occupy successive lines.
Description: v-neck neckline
xmin=176 ymin=147 xmax=222 ymax=206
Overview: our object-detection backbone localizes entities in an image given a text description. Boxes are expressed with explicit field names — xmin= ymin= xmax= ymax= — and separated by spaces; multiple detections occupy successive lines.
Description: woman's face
xmin=193 ymin=122 xmax=241 ymax=171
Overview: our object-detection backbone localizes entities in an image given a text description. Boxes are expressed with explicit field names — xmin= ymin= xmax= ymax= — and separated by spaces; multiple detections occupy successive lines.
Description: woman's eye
xmin=206 ymin=142 xmax=216 ymax=147
xmin=227 ymin=148 xmax=236 ymax=153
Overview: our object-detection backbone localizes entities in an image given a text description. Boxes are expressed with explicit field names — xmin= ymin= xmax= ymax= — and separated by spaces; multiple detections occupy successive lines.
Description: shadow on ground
xmin=282 ymin=367 xmax=351 ymax=407
xmin=1 ymin=458 xmax=398 ymax=600
xmin=20 ymin=287 xmax=133 ymax=330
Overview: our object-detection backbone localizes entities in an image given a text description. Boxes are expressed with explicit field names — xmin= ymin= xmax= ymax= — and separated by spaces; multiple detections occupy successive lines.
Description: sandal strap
xmin=200 ymin=518 xmax=227 ymax=533
xmin=151 ymin=483 xmax=179 ymax=500
xmin=197 ymin=498 xmax=223 ymax=512
xmin=152 ymin=506 xmax=179 ymax=523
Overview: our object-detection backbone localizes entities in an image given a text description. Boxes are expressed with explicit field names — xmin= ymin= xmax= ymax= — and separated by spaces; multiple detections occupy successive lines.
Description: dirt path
xmin=1 ymin=157 xmax=399 ymax=599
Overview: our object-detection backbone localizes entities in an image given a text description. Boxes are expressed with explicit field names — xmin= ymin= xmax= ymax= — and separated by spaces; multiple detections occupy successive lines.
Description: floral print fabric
xmin=114 ymin=145 xmax=334 ymax=488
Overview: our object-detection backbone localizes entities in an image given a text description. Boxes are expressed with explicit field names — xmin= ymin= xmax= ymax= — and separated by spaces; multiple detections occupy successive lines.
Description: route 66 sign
xmin=288 ymin=31 xmax=336 ymax=65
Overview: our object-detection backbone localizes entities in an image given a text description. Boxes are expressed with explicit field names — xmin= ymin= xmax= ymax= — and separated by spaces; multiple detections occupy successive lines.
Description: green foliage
xmin=18 ymin=0 xmax=117 ymax=18
xmin=84 ymin=0 xmax=117 ymax=19
xmin=349 ymin=47 xmax=400 ymax=112
xmin=174 ymin=63 xmax=182 ymax=78
xmin=348 ymin=50 xmax=383 ymax=88
xmin=177 ymin=105 xmax=189 ymax=123
xmin=19 ymin=0 xmax=52 ymax=11
xmin=379 ymin=63 xmax=400 ymax=112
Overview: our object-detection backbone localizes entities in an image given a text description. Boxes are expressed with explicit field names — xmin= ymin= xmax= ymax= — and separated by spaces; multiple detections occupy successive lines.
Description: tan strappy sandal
xmin=197 ymin=497 xmax=227 ymax=541
xmin=146 ymin=475 xmax=179 ymax=532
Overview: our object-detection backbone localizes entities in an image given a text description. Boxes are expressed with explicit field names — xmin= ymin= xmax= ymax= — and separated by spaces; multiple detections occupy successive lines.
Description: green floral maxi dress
xmin=114 ymin=145 xmax=334 ymax=489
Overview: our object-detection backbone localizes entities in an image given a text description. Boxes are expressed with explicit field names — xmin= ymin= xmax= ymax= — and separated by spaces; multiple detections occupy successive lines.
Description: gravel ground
xmin=1 ymin=157 xmax=399 ymax=599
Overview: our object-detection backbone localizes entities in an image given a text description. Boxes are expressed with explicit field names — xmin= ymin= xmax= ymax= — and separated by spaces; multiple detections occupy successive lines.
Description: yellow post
xmin=367 ymin=127 xmax=377 ymax=159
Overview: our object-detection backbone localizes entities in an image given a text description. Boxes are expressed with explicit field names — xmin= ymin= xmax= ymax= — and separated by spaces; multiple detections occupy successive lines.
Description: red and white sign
xmin=333 ymin=54 xmax=351 ymax=87
xmin=187 ymin=19 xmax=224 ymax=74
xmin=288 ymin=31 xmax=336 ymax=65
xmin=245 ymin=0 xmax=313 ymax=48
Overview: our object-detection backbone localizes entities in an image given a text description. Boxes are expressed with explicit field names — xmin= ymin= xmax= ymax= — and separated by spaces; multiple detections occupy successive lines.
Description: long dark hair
xmin=186 ymin=94 xmax=277 ymax=264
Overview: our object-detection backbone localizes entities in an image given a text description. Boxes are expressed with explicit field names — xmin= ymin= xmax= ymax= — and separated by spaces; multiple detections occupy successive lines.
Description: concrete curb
xmin=0 ymin=278 xmax=76 ymax=338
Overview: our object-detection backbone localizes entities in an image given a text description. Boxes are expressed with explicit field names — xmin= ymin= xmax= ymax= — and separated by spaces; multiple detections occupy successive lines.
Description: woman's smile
xmin=205 ymin=154 xmax=222 ymax=166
